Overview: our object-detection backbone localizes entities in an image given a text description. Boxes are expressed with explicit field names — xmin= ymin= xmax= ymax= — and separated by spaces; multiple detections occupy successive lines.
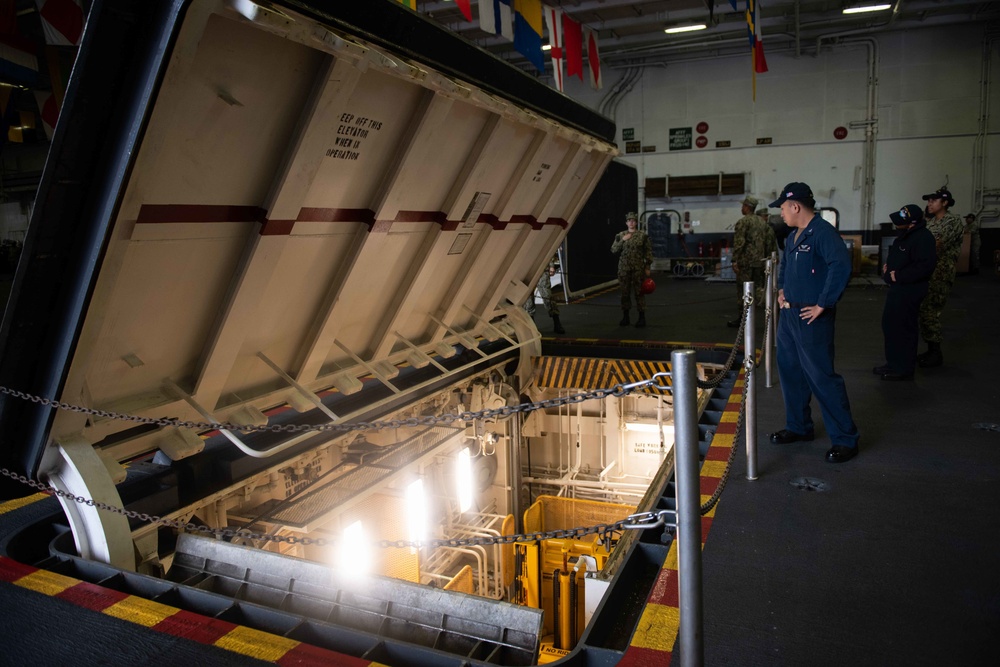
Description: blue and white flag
xmin=479 ymin=0 xmax=514 ymax=42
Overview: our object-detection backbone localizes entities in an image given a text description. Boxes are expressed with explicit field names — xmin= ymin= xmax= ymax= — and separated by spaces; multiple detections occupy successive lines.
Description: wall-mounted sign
xmin=669 ymin=127 xmax=692 ymax=151
xmin=716 ymin=140 xmax=731 ymax=148
xmin=623 ymin=127 xmax=635 ymax=141
xmin=695 ymin=136 xmax=708 ymax=149
xmin=641 ymin=145 xmax=656 ymax=152
xmin=833 ymin=126 xmax=848 ymax=140
xmin=756 ymin=137 xmax=773 ymax=145
xmin=696 ymin=121 xmax=709 ymax=134
xmin=625 ymin=140 xmax=641 ymax=154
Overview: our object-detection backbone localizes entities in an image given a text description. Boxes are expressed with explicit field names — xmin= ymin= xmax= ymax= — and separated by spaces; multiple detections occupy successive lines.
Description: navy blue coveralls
xmin=776 ymin=214 xmax=860 ymax=447
xmin=882 ymin=220 xmax=936 ymax=374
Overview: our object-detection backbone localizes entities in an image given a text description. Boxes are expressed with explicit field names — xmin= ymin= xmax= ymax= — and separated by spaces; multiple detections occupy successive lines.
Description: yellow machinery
xmin=510 ymin=496 xmax=636 ymax=662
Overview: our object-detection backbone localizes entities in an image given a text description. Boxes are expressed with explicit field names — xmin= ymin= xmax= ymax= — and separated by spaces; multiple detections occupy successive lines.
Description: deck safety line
xmin=617 ymin=368 xmax=743 ymax=666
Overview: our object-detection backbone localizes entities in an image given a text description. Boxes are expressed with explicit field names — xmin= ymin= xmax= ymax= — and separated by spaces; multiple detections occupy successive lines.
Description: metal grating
xmin=444 ymin=565 xmax=474 ymax=594
xmin=350 ymin=493 xmax=420 ymax=583
xmin=523 ymin=495 xmax=636 ymax=534
xmin=268 ymin=425 xmax=464 ymax=528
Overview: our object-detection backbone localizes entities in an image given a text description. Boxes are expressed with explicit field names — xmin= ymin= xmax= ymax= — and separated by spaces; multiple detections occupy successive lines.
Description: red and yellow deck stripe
xmin=0 ymin=556 xmax=385 ymax=666
xmin=617 ymin=371 xmax=743 ymax=665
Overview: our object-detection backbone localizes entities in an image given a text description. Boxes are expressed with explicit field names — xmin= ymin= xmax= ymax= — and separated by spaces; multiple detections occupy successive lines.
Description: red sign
xmin=696 ymin=121 xmax=709 ymax=134
xmin=834 ymin=126 xmax=848 ymax=140
xmin=695 ymin=136 xmax=708 ymax=148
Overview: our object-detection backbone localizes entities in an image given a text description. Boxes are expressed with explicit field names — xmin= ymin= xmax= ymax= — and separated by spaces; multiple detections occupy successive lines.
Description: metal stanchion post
xmin=764 ymin=258 xmax=775 ymax=388
xmin=672 ymin=349 xmax=703 ymax=667
xmin=770 ymin=250 xmax=779 ymax=364
xmin=744 ymin=282 xmax=758 ymax=482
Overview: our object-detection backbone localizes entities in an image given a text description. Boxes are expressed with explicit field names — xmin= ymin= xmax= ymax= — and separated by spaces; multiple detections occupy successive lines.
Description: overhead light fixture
xmin=665 ymin=24 xmax=707 ymax=34
xmin=456 ymin=447 xmax=473 ymax=513
xmin=405 ymin=478 xmax=427 ymax=551
xmin=842 ymin=4 xmax=891 ymax=14
xmin=542 ymin=44 xmax=551 ymax=51
xmin=337 ymin=520 xmax=371 ymax=576
xmin=624 ymin=422 xmax=676 ymax=436
xmin=625 ymin=422 xmax=662 ymax=433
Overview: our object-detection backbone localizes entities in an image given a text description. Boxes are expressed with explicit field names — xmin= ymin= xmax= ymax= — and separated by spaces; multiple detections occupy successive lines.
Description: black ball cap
xmin=769 ymin=182 xmax=813 ymax=208
xmin=890 ymin=204 xmax=923 ymax=226
xmin=921 ymin=189 xmax=955 ymax=207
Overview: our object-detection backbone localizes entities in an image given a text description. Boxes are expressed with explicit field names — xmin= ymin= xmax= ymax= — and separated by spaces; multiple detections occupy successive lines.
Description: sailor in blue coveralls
xmin=768 ymin=183 xmax=861 ymax=463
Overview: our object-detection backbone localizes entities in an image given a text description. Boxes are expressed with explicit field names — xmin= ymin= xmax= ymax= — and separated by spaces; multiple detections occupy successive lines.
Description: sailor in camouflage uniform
xmin=611 ymin=212 xmax=653 ymax=327
xmin=524 ymin=262 xmax=565 ymax=334
xmin=759 ymin=208 xmax=779 ymax=300
xmin=729 ymin=196 xmax=777 ymax=327
xmin=917 ymin=188 xmax=964 ymax=367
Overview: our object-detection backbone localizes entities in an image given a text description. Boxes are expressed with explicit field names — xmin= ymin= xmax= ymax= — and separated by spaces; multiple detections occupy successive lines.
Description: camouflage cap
xmin=742 ymin=196 xmax=759 ymax=209
xmin=625 ymin=211 xmax=638 ymax=221
xmin=755 ymin=208 xmax=768 ymax=216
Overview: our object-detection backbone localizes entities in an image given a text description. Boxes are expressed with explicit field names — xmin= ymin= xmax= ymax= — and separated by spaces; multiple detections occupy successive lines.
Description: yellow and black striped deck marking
xmin=534 ymin=356 xmax=672 ymax=394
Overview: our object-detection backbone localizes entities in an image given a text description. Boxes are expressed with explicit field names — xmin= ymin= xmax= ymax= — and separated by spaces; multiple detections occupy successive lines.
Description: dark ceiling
xmin=415 ymin=1 xmax=1000 ymax=70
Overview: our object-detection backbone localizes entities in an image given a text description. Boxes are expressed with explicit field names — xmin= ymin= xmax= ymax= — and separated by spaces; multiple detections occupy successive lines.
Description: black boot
xmin=635 ymin=311 xmax=646 ymax=328
xmin=552 ymin=315 xmax=565 ymax=334
xmin=619 ymin=310 xmax=630 ymax=326
xmin=918 ymin=341 xmax=943 ymax=368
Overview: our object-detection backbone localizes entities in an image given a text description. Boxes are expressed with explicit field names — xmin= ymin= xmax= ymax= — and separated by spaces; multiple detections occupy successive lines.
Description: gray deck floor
xmin=552 ymin=269 xmax=1000 ymax=666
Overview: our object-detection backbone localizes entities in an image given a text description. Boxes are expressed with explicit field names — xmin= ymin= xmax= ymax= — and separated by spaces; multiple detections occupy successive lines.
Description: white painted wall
xmin=560 ymin=24 xmax=1000 ymax=234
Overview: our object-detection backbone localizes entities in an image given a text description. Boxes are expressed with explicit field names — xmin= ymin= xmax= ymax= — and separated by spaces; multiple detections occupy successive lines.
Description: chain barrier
xmin=0 ymin=302 xmax=760 ymax=535
xmin=0 ymin=372 xmax=679 ymax=546
xmin=761 ymin=260 xmax=775 ymax=369
xmin=0 ymin=465 xmax=675 ymax=549
xmin=700 ymin=342 xmax=751 ymax=516
xmin=0 ymin=372 xmax=673 ymax=437
xmin=697 ymin=293 xmax=751 ymax=390
xmin=698 ymin=283 xmax=763 ymax=515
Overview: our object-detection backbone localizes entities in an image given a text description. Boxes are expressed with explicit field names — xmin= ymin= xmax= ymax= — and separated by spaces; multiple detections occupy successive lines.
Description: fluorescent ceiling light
xmin=457 ymin=447 xmax=473 ymax=513
xmin=842 ymin=4 xmax=891 ymax=14
xmin=338 ymin=520 xmax=371 ymax=576
xmin=542 ymin=44 xmax=551 ymax=51
xmin=625 ymin=422 xmax=675 ymax=434
xmin=406 ymin=478 xmax=427 ymax=549
xmin=665 ymin=24 xmax=707 ymax=34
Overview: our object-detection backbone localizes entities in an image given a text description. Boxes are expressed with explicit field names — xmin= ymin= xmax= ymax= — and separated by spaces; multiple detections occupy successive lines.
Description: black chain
xmin=700 ymin=365 xmax=748 ymax=515
xmin=0 ymin=373 xmax=672 ymax=436
xmin=0 ymin=318 xmax=762 ymax=537
xmin=0 ymin=466 xmax=674 ymax=549
xmin=697 ymin=295 xmax=751 ymax=390
xmin=699 ymin=296 xmax=765 ymax=516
